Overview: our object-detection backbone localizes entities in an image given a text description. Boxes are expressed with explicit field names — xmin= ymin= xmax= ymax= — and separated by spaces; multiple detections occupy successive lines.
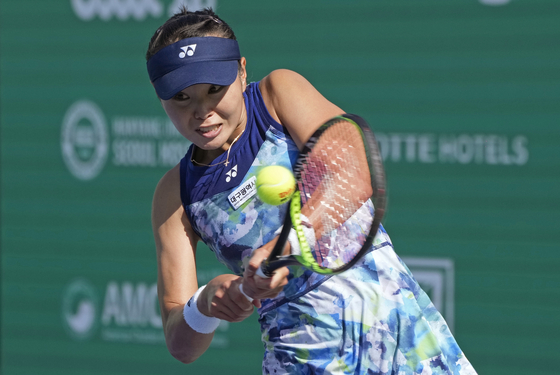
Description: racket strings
xmin=298 ymin=120 xmax=374 ymax=267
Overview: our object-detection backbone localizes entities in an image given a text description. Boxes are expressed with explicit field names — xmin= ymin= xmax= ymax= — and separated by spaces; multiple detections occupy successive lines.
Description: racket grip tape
xmin=239 ymin=266 xmax=272 ymax=302
xmin=256 ymin=265 xmax=269 ymax=278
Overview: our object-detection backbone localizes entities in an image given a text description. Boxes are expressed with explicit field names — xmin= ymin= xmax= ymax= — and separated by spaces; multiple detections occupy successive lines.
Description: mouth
xmin=197 ymin=124 xmax=222 ymax=138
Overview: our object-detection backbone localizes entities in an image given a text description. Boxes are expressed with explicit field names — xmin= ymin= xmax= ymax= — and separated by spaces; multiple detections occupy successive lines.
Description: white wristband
xmin=238 ymin=284 xmax=253 ymax=301
xmin=183 ymin=285 xmax=221 ymax=334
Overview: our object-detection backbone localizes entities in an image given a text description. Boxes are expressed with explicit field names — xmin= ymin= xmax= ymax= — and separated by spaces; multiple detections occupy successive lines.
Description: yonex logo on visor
xmin=147 ymin=36 xmax=241 ymax=100
xmin=179 ymin=44 xmax=197 ymax=58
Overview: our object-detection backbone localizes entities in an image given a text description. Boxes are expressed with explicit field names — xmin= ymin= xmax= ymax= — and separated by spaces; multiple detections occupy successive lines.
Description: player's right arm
xmin=153 ymin=164 xmax=256 ymax=363
xmin=153 ymin=164 xmax=286 ymax=362
xmin=152 ymin=164 xmax=213 ymax=363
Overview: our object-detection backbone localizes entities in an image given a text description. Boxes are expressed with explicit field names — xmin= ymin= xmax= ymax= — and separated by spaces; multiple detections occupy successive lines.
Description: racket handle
xmin=256 ymin=265 xmax=270 ymax=278
xmin=239 ymin=266 xmax=272 ymax=302
xmin=238 ymin=284 xmax=253 ymax=302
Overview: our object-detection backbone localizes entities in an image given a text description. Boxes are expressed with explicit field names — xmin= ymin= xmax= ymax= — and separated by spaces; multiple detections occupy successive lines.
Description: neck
xmin=192 ymin=147 xmax=222 ymax=166
xmin=191 ymin=97 xmax=247 ymax=167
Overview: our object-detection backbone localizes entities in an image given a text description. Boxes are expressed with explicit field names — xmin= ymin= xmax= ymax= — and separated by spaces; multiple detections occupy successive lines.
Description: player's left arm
xmin=259 ymin=69 xmax=345 ymax=150
xmin=241 ymin=70 xmax=345 ymax=298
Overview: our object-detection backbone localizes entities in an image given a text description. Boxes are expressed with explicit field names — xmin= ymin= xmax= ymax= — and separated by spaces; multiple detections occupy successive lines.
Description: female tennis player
xmin=148 ymin=7 xmax=477 ymax=374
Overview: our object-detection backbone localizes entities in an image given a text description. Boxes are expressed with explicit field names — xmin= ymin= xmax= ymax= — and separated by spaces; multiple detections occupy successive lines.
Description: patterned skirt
xmin=258 ymin=245 xmax=477 ymax=375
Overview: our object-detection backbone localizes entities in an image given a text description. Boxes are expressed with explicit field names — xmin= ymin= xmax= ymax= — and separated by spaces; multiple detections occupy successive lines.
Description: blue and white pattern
xmin=259 ymin=242 xmax=477 ymax=374
xmin=181 ymin=82 xmax=477 ymax=374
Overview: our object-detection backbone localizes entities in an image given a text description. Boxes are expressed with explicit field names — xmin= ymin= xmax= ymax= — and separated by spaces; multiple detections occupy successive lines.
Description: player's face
xmin=160 ymin=60 xmax=247 ymax=154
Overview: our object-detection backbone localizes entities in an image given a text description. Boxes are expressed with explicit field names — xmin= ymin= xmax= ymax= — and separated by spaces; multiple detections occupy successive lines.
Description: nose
xmin=193 ymin=98 xmax=214 ymax=121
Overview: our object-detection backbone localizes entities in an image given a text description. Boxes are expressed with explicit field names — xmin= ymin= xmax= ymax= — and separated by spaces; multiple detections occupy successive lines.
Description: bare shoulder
xmin=152 ymin=164 xmax=181 ymax=216
xmin=260 ymin=69 xmax=316 ymax=107
xmin=261 ymin=69 xmax=309 ymax=90
xmin=154 ymin=163 xmax=181 ymax=195
xmin=259 ymin=69 xmax=344 ymax=148
xmin=151 ymin=163 xmax=195 ymax=239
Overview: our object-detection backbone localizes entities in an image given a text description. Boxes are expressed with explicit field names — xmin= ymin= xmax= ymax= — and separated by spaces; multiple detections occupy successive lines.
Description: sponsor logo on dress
xmin=225 ymin=165 xmax=238 ymax=182
xmin=228 ymin=176 xmax=257 ymax=210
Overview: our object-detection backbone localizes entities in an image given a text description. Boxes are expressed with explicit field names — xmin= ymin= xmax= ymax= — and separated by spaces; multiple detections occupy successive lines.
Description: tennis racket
xmin=241 ymin=114 xmax=386 ymax=299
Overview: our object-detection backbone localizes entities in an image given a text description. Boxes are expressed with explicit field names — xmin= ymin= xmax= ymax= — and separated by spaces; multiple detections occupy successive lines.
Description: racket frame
xmin=258 ymin=114 xmax=386 ymax=277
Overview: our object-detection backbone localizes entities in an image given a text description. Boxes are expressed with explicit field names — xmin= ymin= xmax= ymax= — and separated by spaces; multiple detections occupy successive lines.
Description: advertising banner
xmin=2 ymin=1 xmax=559 ymax=374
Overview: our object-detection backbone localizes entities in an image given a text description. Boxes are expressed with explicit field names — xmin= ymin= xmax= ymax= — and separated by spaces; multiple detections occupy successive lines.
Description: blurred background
xmin=1 ymin=0 xmax=559 ymax=374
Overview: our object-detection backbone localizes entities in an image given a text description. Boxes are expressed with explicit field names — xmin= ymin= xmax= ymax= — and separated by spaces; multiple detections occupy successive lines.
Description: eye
xmin=173 ymin=92 xmax=190 ymax=101
xmin=208 ymin=85 xmax=224 ymax=94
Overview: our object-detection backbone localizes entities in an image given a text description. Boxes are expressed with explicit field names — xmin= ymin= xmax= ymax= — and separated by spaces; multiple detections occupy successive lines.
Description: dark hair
xmin=146 ymin=7 xmax=236 ymax=61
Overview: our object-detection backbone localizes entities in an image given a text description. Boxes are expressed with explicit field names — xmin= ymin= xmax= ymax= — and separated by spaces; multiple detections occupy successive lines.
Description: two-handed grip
xmin=238 ymin=266 xmax=269 ymax=302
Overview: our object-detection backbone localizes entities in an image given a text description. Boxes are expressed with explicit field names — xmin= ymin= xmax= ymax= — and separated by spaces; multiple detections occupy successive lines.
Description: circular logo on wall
xmin=62 ymin=279 xmax=100 ymax=341
xmin=61 ymin=100 xmax=109 ymax=180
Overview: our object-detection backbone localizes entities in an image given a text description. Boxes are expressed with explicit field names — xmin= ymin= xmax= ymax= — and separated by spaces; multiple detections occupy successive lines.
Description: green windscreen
xmin=1 ymin=1 xmax=558 ymax=374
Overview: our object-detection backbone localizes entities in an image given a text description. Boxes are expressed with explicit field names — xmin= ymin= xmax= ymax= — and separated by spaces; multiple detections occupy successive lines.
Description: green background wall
xmin=1 ymin=0 xmax=559 ymax=374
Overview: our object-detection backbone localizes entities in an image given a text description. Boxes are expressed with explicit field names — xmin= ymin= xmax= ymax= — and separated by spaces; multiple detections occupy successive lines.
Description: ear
xmin=239 ymin=57 xmax=248 ymax=89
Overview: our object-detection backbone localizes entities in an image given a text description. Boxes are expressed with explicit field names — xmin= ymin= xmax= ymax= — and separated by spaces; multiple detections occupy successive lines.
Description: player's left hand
xmin=242 ymin=238 xmax=290 ymax=301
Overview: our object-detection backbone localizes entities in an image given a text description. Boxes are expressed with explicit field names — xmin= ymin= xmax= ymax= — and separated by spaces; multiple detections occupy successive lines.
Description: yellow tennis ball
xmin=256 ymin=166 xmax=296 ymax=205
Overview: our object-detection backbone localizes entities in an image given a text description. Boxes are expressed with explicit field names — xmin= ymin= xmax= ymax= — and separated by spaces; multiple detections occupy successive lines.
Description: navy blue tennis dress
xmin=180 ymin=82 xmax=477 ymax=375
